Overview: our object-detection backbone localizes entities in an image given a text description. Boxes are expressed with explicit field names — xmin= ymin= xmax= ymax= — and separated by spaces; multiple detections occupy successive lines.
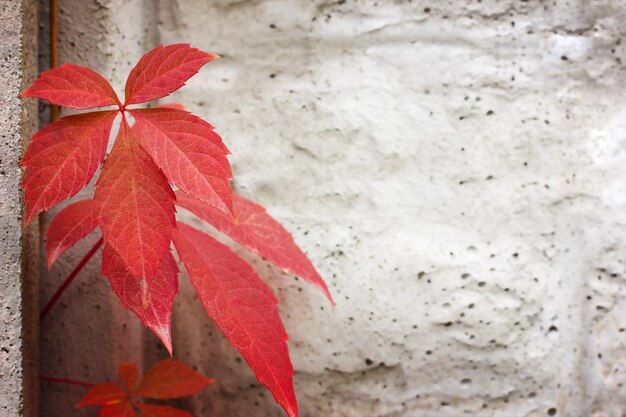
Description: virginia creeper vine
xmin=24 ymin=43 xmax=333 ymax=417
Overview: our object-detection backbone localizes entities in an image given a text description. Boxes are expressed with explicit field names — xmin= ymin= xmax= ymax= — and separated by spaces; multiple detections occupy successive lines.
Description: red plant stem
xmin=39 ymin=0 xmax=60 ymax=236
xmin=49 ymin=0 xmax=59 ymax=122
xmin=42 ymin=376 xmax=93 ymax=388
xmin=40 ymin=237 xmax=104 ymax=321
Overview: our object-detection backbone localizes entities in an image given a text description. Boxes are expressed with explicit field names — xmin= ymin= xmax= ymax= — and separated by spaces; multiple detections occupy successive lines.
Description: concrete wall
xmin=38 ymin=1 xmax=626 ymax=417
xmin=0 ymin=0 xmax=39 ymax=416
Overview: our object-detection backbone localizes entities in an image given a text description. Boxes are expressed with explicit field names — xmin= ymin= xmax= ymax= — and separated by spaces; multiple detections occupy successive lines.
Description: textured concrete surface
xmin=38 ymin=1 xmax=626 ymax=417
xmin=0 ymin=0 xmax=39 ymax=416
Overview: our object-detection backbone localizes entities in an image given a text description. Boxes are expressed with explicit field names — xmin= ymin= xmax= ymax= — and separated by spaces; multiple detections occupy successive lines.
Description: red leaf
xmin=134 ymin=359 xmax=213 ymax=399
xmin=98 ymin=403 xmax=136 ymax=417
xmin=102 ymin=246 xmax=179 ymax=354
xmin=176 ymin=192 xmax=333 ymax=303
xmin=130 ymin=108 xmax=234 ymax=217
xmin=135 ymin=404 xmax=192 ymax=417
xmin=118 ymin=363 xmax=140 ymax=393
xmin=172 ymin=222 xmax=297 ymax=417
xmin=45 ymin=199 xmax=98 ymax=269
xmin=76 ymin=382 xmax=126 ymax=407
xmin=124 ymin=44 xmax=218 ymax=105
xmin=21 ymin=111 xmax=117 ymax=225
xmin=21 ymin=64 xmax=120 ymax=109
xmin=158 ymin=103 xmax=186 ymax=110
xmin=94 ymin=117 xmax=175 ymax=281
xmin=75 ymin=359 xmax=211 ymax=417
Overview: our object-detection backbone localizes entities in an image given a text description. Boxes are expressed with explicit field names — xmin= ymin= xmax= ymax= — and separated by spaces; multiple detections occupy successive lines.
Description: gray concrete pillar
xmin=0 ymin=0 xmax=39 ymax=416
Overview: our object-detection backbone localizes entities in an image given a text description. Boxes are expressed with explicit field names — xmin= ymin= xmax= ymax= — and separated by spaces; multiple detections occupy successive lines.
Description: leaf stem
xmin=41 ymin=376 xmax=93 ymax=388
xmin=40 ymin=237 xmax=104 ymax=321
xmin=49 ymin=0 xmax=59 ymax=122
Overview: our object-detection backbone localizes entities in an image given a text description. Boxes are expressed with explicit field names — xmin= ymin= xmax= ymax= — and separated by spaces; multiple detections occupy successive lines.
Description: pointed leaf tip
xmin=172 ymin=222 xmax=298 ymax=417
xmin=135 ymin=359 xmax=212 ymax=399
xmin=103 ymin=246 xmax=178 ymax=354
xmin=22 ymin=64 xmax=120 ymax=109
xmin=130 ymin=108 xmax=234 ymax=218
xmin=75 ymin=382 xmax=126 ymax=407
xmin=118 ymin=362 xmax=140 ymax=393
xmin=45 ymin=199 xmax=98 ymax=269
xmin=175 ymin=191 xmax=333 ymax=304
xmin=22 ymin=111 xmax=117 ymax=225
xmin=124 ymin=44 xmax=217 ymax=105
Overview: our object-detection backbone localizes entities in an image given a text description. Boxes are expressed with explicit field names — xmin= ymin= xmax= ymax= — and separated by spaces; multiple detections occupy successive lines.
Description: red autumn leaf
xmin=158 ymin=103 xmax=186 ymax=110
xmin=130 ymin=108 xmax=234 ymax=217
xmin=102 ymin=246 xmax=179 ymax=354
xmin=21 ymin=64 xmax=120 ymax=109
xmin=23 ymin=43 xmax=330 ymax=417
xmin=99 ymin=403 xmax=136 ymax=417
xmin=75 ymin=382 xmax=126 ymax=407
xmin=94 ymin=117 xmax=175 ymax=281
xmin=134 ymin=359 xmax=213 ymax=399
xmin=172 ymin=222 xmax=297 ymax=417
xmin=118 ymin=363 xmax=140 ymax=392
xmin=21 ymin=111 xmax=117 ymax=225
xmin=77 ymin=360 xmax=210 ymax=417
xmin=176 ymin=191 xmax=333 ymax=303
xmin=136 ymin=404 xmax=192 ymax=417
xmin=45 ymin=199 xmax=98 ymax=269
xmin=124 ymin=44 xmax=219 ymax=105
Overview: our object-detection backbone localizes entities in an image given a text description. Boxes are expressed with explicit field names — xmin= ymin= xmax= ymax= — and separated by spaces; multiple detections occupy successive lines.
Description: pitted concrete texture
xmin=0 ymin=0 xmax=39 ymax=416
xmin=39 ymin=1 xmax=626 ymax=417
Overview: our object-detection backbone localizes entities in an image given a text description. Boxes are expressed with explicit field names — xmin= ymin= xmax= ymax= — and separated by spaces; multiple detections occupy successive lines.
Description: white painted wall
xmin=41 ymin=1 xmax=626 ymax=417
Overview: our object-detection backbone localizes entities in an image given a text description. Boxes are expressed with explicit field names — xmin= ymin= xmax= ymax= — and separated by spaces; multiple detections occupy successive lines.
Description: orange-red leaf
xmin=76 ymin=382 xmax=126 ymax=407
xmin=98 ymin=403 xmax=136 ymax=417
xmin=158 ymin=103 xmax=186 ymax=110
xmin=21 ymin=64 xmax=120 ymax=109
xmin=75 ymin=359 xmax=211 ymax=417
xmin=130 ymin=108 xmax=234 ymax=217
xmin=94 ymin=118 xmax=175 ymax=281
xmin=136 ymin=404 xmax=192 ymax=417
xmin=45 ymin=199 xmax=98 ymax=269
xmin=102 ymin=246 xmax=179 ymax=354
xmin=134 ymin=359 xmax=213 ymax=399
xmin=118 ymin=363 xmax=140 ymax=393
xmin=176 ymin=192 xmax=333 ymax=303
xmin=172 ymin=222 xmax=297 ymax=417
xmin=21 ymin=111 xmax=117 ymax=225
xmin=124 ymin=44 xmax=218 ymax=105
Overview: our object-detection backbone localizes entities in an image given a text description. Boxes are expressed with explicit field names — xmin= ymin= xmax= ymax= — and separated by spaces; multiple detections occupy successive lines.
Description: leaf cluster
xmin=77 ymin=359 xmax=213 ymax=417
xmin=23 ymin=43 xmax=333 ymax=417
